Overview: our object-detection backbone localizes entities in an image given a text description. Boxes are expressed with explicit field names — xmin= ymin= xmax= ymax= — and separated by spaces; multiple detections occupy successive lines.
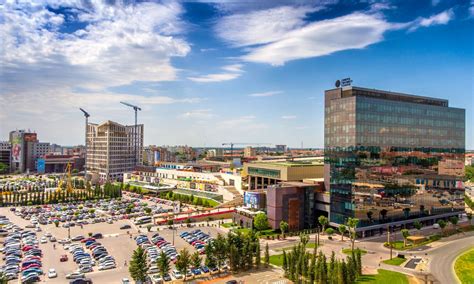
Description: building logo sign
xmin=335 ymin=78 xmax=352 ymax=88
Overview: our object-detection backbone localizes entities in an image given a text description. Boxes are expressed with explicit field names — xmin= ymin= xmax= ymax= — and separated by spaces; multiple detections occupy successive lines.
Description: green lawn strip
xmin=222 ymin=222 xmax=237 ymax=228
xmin=274 ymin=242 xmax=321 ymax=251
xmin=382 ymin=257 xmax=406 ymax=266
xmin=342 ymin=248 xmax=368 ymax=255
xmin=454 ymin=248 xmax=474 ymax=284
xmin=356 ymin=269 xmax=408 ymax=284
xmin=269 ymin=254 xmax=285 ymax=267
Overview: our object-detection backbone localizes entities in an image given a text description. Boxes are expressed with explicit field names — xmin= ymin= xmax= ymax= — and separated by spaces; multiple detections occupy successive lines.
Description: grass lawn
xmin=342 ymin=248 xmax=368 ymax=255
xmin=454 ymin=248 xmax=474 ymax=284
xmin=234 ymin=228 xmax=252 ymax=235
xmin=269 ymin=254 xmax=284 ymax=267
xmin=275 ymin=242 xmax=321 ymax=251
xmin=382 ymin=257 xmax=406 ymax=266
xmin=356 ymin=269 xmax=408 ymax=284
xmin=222 ymin=222 xmax=237 ymax=228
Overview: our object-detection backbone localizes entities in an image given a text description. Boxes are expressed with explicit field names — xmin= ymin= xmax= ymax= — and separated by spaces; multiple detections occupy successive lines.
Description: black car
xmin=69 ymin=278 xmax=93 ymax=284
xmin=92 ymin=233 xmax=103 ymax=239
xmin=226 ymin=281 xmax=238 ymax=284
xmin=120 ymin=225 xmax=131 ymax=230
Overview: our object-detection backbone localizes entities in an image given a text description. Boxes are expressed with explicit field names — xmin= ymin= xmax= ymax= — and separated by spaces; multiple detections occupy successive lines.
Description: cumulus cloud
xmin=0 ymin=1 xmax=196 ymax=142
xmin=188 ymin=64 xmax=244 ymax=83
xmin=248 ymin=91 xmax=282 ymax=97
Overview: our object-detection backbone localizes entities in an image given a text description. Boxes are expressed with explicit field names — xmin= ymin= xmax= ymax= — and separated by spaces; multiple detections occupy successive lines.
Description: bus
xmin=134 ymin=216 xmax=152 ymax=225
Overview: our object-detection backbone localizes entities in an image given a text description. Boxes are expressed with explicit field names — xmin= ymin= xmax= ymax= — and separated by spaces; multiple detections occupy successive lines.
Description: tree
xmin=318 ymin=216 xmax=328 ymax=234
xmin=401 ymin=229 xmax=410 ymax=247
xmin=380 ymin=209 xmax=388 ymax=221
xmin=213 ymin=234 xmax=228 ymax=272
xmin=204 ymin=243 xmax=217 ymax=269
xmin=449 ymin=216 xmax=459 ymax=231
xmin=191 ymin=251 xmax=201 ymax=268
xmin=467 ymin=213 xmax=472 ymax=225
xmin=144 ymin=207 xmax=152 ymax=215
xmin=413 ymin=220 xmax=423 ymax=231
xmin=254 ymin=213 xmax=269 ymax=231
xmin=338 ymin=224 xmax=347 ymax=241
xmin=282 ymin=250 xmax=287 ymax=275
xmin=264 ymin=243 xmax=270 ymax=268
xmin=146 ymin=225 xmax=152 ymax=232
xmin=255 ymin=241 xmax=261 ymax=269
xmin=157 ymin=251 xmax=170 ymax=278
xmin=347 ymin=217 xmax=359 ymax=251
xmin=175 ymin=248 xmax=191 ymax=281
xmin=438 ymin=220 xmax=447 ymax=236
xmin=325 ymin=228 xmax=334 ymax=238
xmin=280 ymin=220 xmax=289 ymax=237
xmin=129 ymin=246 xmax=148 ymax=283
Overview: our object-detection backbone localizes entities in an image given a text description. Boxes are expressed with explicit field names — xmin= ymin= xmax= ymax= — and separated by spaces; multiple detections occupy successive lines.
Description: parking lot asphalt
xmin=0 ymin=206 xmax=229 ymax=283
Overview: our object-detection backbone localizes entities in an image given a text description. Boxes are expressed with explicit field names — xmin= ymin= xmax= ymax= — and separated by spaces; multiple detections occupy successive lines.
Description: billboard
xmin=37 ymin=159 xmax=45 ymax=173
xmin=244 ymin=191 xmax=266 ymax=209
xmin=10 ymin=132 xmax=22 ymax=163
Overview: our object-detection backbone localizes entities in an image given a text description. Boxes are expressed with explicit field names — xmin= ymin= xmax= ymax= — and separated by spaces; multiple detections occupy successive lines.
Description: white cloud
xmin=281 ymin=115 xmax=297 ymax=119
xmin=240 ymin=12 xmax=392 ymax=65
xmin=188 ymin=64 xmax=243 ymax=83
xmin=248 ymin=91 xmax=282 ymax=97
xmin=180 ymin=109 xmax=215 ymax=119
xmin=215 ymin=5 xmax=318 ymax=47
xmin=409 ymin=9 xmax=454 ymax=31
xmin=217 ymin=115 xmax=267 ymax=130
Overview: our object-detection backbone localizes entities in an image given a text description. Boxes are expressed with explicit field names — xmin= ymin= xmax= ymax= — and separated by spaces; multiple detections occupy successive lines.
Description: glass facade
xmin=325 ymin=87 xmax=465 ymax=228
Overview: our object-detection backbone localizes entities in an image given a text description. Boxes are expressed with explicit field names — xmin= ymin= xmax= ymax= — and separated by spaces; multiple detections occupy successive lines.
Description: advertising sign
xmin=10 ymin=132 xmax=22 ymax=163
xmin=244 ymin=191 xmax=264 ymax=209
xmin=37 ymin=159 xmax=45 ymax=173
xmin=173 ymin=201 xmax=181 ymax=214
xmin=23 ymin=133 xmax=37 ymax=142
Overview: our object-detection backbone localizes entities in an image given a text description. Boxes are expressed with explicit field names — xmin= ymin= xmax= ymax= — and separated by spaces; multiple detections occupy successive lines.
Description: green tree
xmin=280 ymin=220 xmax=289 ymax=237
xmin=438 ymin=220 xmax=447 ymax=236
xmin=347 ymin=217 xmax=359 ymax=251
xmin=191 ymin=251 xmax=201 ymax=268
xmin=282 ymin=250 xmax=287 ymax=275
xmin=413 ymin=220 xmax=423 ymax=231
xmin=467 ymin=212 xmax=472 ymax=225
xmin=129 ymin=246 xmax=148 ymax=283
xmin=254 ymin=212 xmax=269 ymax=231
xmin=175 ymin=248 xmax=191 ymax=281
xmin=213 ymin=233 xmax=228 ymax=271
xmin=449 ymin=216 xmax=459 ymax=231
xmin=338 ymin=224 xmax=347 ymax=241
xmin=325 ymin=227 xmax=334 ymax=238
xmin=255 ymin=241 xmax=261 ymax=269
xmin=318 ymin=216 xmax=329 ymax=234
xmin=157 ymin=251 xmax=170 ymax=278
xmin=204 ymin=243 xmax=217 ymax=268
xmin=264 ymin=243 xmax=270 ymax=268
xmin=401 ymin=229 xmax=410 ymax=247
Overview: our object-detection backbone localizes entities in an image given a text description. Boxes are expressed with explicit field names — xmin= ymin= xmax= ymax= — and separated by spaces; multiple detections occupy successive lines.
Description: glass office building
xmin=324 ymin=86 xmax=465 ymax=235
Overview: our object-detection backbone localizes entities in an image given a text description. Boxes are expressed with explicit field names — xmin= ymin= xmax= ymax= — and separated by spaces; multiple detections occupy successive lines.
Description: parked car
xmin=48 ymin=268 xmax=58 ymax=278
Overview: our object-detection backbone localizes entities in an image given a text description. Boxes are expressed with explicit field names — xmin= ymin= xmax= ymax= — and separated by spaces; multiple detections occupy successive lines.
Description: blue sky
xmin=0 ymin=0 xmax=473 ymax=149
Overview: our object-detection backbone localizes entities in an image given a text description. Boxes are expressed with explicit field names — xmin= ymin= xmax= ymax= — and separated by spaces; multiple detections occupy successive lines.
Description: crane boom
xmin=79 ymin=108 xmax=90 ymax=117
xmin=120 ymin=101 xmax=142 ymax=111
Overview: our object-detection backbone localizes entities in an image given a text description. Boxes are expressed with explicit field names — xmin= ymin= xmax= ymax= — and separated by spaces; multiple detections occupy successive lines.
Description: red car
xmin=21 ymin=263 xmax=40 ymax=271
xmin=60 ymin=255 xmax=68 ymax=262
xmin=22 ymin=246 xmax=37 ymax=252
xmin=81 ymin=238 xmax=95 ymax=243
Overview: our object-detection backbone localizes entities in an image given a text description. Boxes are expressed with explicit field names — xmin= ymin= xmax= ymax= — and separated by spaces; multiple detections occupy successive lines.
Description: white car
xmin=48 ymin=268 xmax=57 ymax=278
xmin=40 ymin=237 xmax=47 ymax=243
xmin=122 ymin=278 xmax=131 ymax=284
xmin=98 ymin=263 xmax=116 ymax=271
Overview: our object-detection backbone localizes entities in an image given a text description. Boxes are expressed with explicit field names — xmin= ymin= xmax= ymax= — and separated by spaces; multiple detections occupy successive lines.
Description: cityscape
xmin=0 ymin=1 xmax=473 ymax=284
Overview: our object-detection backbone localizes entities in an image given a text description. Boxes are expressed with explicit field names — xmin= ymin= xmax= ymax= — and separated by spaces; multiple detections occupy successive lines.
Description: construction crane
xmin=120 ymin=101 xmax=142 ymax=167
xmin=79 ymin=108 xmax=90 ymax=179
xmin=57 ymin=162 xmax=74 ymax=193
xmin=221 ymin=142 xmax=272 ymax=157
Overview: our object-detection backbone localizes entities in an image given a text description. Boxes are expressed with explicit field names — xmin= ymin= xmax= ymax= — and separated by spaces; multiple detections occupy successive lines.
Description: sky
xmin=0 ymin=0 xmax=473 ymax=149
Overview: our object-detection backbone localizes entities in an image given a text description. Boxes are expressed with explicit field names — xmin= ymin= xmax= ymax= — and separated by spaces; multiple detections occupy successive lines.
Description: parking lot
xmin=0 ymin=204 xmax=228 ymax=283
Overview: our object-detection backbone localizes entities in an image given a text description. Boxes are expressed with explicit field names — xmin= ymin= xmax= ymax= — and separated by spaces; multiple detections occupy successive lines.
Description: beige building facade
xmin=86 ymin=120 xmax=143 ymax=181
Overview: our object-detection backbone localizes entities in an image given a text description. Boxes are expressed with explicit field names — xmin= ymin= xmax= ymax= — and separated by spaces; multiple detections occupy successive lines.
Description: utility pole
xmin=79 ymin=108 xmax=90 ymax=181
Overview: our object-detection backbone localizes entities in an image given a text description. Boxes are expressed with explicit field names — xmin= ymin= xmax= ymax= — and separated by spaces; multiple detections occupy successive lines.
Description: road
xmin=428 ymin=235 xmax=474 ymax=284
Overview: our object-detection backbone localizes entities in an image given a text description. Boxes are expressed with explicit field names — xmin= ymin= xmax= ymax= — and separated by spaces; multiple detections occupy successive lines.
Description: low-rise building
xmin=0 ymin=142 xmax=11 ymax=173
xmin=244 ymin=160 xmax=324 ymax=190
